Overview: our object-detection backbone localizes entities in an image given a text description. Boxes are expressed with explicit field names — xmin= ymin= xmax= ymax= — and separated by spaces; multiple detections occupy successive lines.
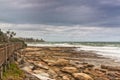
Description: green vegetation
xmin=0 ymin=29 xmax=8 ymax=43
xmin=3 ymin=63 xmax=25 ymax=80
xmin=19 ymin=37 xmax=45 ymax=42
xmin=6 ymin=30 xmax=16 ymax=42
xmin=10 ymin=38 xmax=27 ymax=47
xmin=0 ymin=29 xmax=26 ymax=80
xmin=0 ymin=29 xmax=27 ymax=47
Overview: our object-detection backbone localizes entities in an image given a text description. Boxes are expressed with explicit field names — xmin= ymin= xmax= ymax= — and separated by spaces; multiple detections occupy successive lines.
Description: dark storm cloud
xmin=1 ymin=0 xmax=120 ymax=41
xmin=0 ymin=0 xmax=120 ymax=27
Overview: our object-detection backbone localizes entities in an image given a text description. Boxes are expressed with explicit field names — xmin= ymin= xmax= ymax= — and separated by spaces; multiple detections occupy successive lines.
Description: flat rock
xmin=36 ymin=62 xmax=49 ymax=70
xmin=22 ymin=66 xmax=33 ymax=73
xmin=62 ymin=75 xmax=70 ymax=80
xmin=33 ymin=73 xmax=55 ymax=80
xmin=73 ymin=73 xmax=93 ymax=80
xmin=49 ymin=59 xmax=69 ymax=66
xmin=61 ymin=67 xmax=78 ymax=74
xmin=101 ymin=65 xmax=120 ymax=71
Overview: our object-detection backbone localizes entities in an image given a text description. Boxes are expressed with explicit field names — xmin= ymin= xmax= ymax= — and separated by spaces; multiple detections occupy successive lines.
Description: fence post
xmin=0 ymin=42 xmax=23 ymax=79
xmin=3 ymin=44 xmax=7 ymax=72
xmin=0 ymin=66 xmax=3 ymax=80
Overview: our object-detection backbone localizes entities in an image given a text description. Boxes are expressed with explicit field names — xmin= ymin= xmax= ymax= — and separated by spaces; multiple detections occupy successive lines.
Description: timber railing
xmin=0 ymin=42 xmax=23 ymax=79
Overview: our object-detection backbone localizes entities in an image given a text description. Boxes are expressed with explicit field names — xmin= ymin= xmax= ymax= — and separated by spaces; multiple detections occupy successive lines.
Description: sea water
xmin=27 ymin=42 xmax=120 ymax=62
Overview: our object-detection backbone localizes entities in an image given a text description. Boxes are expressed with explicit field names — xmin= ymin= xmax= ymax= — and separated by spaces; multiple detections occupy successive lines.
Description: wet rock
xmin=115 ymin=78 xmax=120 ymax=80
xmin=85 ymin=64 xmax=94 ymax=68
xmin=61 ymin=67 xmax=78 ymax=74
xmin=52 ymin=67 xmax=61 ymax=73
xmin=35 ymin=62 xmax=49 ymax=70
xmin=18 ymin=58 xmax=25 ymax=64
xmin=49 ymin=59 xmax=69 ymax=66
xmin=22 ymin=66 xmax=33 ymax=73
xmin=25 ymin=72 xmax=42 ymax=80
xmin=48 ymin=69 xmax=57 ymax=78
xmin=33 ymin=70 xmax=44 ymax=74
xmin=101 ymin=65 xmax=120 ymax=71
xmin=33 ymin=73 xmax=55 ymax=80
xmin=69 ymin=61 xmax=85 ymax=69
xmin=76 ymin=65 xmax=85 ymax=69
xmin=82 ymin=63 xmax=94 ymax=69
xmin=44 ymin=59 xmax=56 ymax=64
xmin=73 ymin=73 xmax=93 ymax=80
xmin=94 ymin=77 xmax=109 ymax=80
xmin=19 ymin=47 xmax=120 ymax=80
xmin=56 ymin=59 xmax=69 ymax=65
xmin=32 ymin=70 xmax=55 ymax=80
xmin=62 ymin=75 xmax=70 ymax=80
xmin=69 ymin=60 xmax=80 ymax=66
xmin=99 ymin=69 xmax=107 ymax=73
xmin=83 ymin=68 xmax=106 ymax=78
xmin=70 ymin=62 xmax=94 ymax=69
xmin=107 ymin=72 xmax=120 ymax=79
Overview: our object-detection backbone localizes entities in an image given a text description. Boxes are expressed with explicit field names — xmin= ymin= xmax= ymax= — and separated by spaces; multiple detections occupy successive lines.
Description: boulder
xmin=36 ymin=62 xmax=49 ymax=70
xmin=76 ymin=65 xmax=85 ymax=69
xmin=85 ymin=64 xmax=94 ymax=68
xmin=33 ymin=70 xmax=44 ymax=74
xmin=70 ymin=61 xmax=94 ymax=69
xmin=33 ymin=73 xmax=55 ymax=80
xmin=101 ymin=65 xmax=120 ymax=71
xmin=49 ymin=59 xmax=69 ymax=66
xmin=62 ymin=76 xmax=70 ymax=80
xmin=94 ymin=77 xmax=109 ymax=80
xmin=48 ymin=69 xmax=57 ymax=78
xmin=61 ymin=67 xmax=78 ymax=74
xmin=73 ymin=73 xmax=93 ymax=80
xmin=56 ymin=59 xmax=69 ymax=66
xmin=22 ymin=66 xmax=32 ymax=73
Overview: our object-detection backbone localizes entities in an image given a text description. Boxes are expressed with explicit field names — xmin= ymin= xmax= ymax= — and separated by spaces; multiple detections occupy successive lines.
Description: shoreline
xmin=28 ymin=43 xmax=120 ymax=62
xmin=18 ymin=46 xmax=120 ymax=80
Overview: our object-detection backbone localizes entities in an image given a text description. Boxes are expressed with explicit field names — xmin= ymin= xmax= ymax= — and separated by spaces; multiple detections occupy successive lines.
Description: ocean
xmin=27 ymin=42 xmax=120 ymax=62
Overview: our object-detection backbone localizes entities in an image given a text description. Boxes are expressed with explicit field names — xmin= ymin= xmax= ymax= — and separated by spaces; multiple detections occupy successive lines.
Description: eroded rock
xmin=62 ymin=75 xmax=70 ymax=80
xmin=73 ymin=73 xmax=93 ymax=80
xmin=48 ymin=58 xmax=69 ymax=66
xmin=61 ymin=67 xmax=78 ymax=74
xmin=35 ymin=62 xmax=49 ymax=70
xmin=101 ymin=65 xmax=120 ymax=71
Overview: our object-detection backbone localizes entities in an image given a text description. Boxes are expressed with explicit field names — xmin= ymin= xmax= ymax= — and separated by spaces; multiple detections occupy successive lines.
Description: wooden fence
xmin=0 ymin=42 xmax=23 ymax=79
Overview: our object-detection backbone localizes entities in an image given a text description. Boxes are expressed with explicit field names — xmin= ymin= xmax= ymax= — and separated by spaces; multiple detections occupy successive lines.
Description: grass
xmin=3 ymin=63 xmax=25 ymax=80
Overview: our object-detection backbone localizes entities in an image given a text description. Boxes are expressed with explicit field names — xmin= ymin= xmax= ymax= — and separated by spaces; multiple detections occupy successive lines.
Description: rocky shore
xmin=17 ymin=47 xmax=120 ymax=80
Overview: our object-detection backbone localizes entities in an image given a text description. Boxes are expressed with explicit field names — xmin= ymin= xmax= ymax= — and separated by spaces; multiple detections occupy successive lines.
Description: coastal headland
xmin=17 ymin=46 xmax=120 ymax=80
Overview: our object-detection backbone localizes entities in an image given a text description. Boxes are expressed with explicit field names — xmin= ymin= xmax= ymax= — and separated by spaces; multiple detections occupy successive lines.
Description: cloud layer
xmin=0 ymin=0 xmax=120 ymax=26
xmin=1 ymin=23 xmax=120 ymax=41
xmin=0 ymin=0 xmax=120 ymax=41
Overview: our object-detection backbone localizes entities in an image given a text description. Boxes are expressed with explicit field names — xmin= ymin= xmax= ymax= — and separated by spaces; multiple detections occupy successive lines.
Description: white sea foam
xmin=76 ymin=46 xmax=120 ymax=62
xmin=27 ymin=43 xmax=76 ymax=47
xmin=27 ymin=42 xmax=120 ymax=62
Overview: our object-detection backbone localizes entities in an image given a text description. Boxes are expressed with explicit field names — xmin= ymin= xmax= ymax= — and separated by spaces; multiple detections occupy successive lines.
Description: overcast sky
xmin=0 ymin=0 xmax=120 ymax=41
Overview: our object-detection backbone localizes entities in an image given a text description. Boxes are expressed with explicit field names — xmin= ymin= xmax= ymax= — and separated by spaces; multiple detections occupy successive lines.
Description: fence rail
xmin=0 ymin=42 xmax=23 ymax=67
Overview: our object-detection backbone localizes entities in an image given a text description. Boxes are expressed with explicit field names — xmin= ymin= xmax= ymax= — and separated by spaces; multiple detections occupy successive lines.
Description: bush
xmin=10 ymin=38 xmax=27 ymax=47
xmin=3 ymin=63 xmax=25 ymax=80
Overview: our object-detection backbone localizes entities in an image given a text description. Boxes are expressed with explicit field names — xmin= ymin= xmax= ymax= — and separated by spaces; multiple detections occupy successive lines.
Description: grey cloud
xmin=1 ymin=23 xmax=120 ymax=41
xmin=0 ymin=0 xmax=120 ymax=27
xmin=0 ymin=0 xmax=116 ymax=26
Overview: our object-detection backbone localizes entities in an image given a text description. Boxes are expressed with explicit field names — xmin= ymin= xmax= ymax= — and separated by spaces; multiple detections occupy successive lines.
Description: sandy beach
xmin=17 ymin=46 xmax=120 ymax=80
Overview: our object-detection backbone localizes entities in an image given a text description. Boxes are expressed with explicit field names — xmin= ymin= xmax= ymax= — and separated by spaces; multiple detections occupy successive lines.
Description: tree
xmin=0 ymin=29 xmax=8 ymax=42
xmin=6 ymin=30 xmax=16 ymax=42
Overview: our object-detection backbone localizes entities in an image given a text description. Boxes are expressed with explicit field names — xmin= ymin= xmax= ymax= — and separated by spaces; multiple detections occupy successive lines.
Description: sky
xmin=0 ymin=0 xmax=120 ymax=41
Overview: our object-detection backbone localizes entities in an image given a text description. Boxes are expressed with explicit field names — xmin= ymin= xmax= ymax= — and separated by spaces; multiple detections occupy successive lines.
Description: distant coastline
xmin=19 ymin=37 xmax=45 ymax=42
